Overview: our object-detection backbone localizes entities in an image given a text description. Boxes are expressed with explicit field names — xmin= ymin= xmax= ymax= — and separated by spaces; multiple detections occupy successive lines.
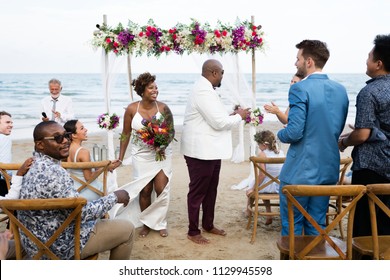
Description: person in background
xmin=117 ymin=72 xmax=175 ymax=238
xmin=181 ymin=59 xmax=249 ymax=245
xmin=245 ymin=130 xmax=285 ymax=225
xmin=263 ymin=72 xmax=304 ymax=125
xmin=41 ymin=79 xmax=74 ymax=125
xmin=0 ymin=111 xmax=13 ymax=196
xmin=64 ymin=119 xmax=121 ymax=201
xmin=338 ymin=34 xmax=390 ymax=237
xmin=18 ymin=121 xmax=134 ymax=260
xmin=278 ymin=39 xmax=349 ymax=236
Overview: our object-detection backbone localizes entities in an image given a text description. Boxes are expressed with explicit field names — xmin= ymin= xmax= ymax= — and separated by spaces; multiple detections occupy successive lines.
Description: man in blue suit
xmin=278 ymin=40 xmax=349 ymax=236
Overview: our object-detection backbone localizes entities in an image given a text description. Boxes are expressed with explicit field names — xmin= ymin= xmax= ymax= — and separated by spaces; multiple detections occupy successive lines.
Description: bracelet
xmin=118 ymin=159 xmax=123 ymax=165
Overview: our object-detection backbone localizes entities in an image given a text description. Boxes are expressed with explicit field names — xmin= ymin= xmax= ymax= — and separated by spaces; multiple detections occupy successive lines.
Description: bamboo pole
xmin=103 ymin=14 xmax=110 ymax=114
xmin=127 ymin=55 xmax=134 ymax=101
xmin=251 ymin=15 xmax=256 ymax=110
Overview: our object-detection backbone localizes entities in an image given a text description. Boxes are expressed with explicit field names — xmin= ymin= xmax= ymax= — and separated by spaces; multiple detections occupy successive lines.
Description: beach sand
xmin=10 ymin=121 xmax=353 ymax=260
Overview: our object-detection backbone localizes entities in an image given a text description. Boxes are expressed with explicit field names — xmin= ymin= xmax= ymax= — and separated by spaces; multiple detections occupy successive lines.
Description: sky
xmin=0 ymin=0 xmax=389 ymax=74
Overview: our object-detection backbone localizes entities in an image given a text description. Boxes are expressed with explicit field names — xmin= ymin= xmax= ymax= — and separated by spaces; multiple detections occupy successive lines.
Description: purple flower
xmin=117 ymin=30 xmax=135 ymax=46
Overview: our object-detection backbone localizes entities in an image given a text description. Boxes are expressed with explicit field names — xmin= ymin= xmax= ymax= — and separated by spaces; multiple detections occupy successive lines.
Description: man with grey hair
xmin=41 ymin=78 xmax=74 ymax=125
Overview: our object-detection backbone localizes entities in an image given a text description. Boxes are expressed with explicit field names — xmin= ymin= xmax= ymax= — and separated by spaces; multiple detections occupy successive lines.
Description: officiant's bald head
xmin=202 ymin=59 xmax=224 ymax=88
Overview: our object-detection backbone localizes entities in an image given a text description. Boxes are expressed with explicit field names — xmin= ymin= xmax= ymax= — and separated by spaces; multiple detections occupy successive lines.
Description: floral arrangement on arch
xmin=91 ymin=18 xmax=265 ymax=57
xmin=97 ymin=113 xmax=120 ymax=130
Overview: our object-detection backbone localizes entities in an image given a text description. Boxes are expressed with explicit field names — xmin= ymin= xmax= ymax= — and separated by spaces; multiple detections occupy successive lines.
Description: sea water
xmin=0 ymin=73 xmax=367 ymax=140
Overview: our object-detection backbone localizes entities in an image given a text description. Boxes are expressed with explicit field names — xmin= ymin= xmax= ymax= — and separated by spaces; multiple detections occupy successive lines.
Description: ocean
xmin=0 ymin=73 xmax=367 ymax=140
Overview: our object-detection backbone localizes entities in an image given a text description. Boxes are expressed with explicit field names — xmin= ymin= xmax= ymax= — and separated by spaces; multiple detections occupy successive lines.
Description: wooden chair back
xmin=246 ymin=156 xmax=285 ymax=243
xmin=0 ymin=162 xmax=22 ymax=192
xmin=352 ymin=184 xmax=390 ymax=260
xmin=327 ymin=157 xmax=353 ymax=239
xmin=61 ymin=160 xmax=111 ymax=198
xmin=0 ymin=197 xmax=88 ymax=260
xmin=276 ymin=184 xmax=366 ymax=260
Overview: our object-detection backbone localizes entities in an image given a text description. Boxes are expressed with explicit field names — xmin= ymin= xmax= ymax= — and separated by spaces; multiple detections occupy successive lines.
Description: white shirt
xmin=41 ymin=94 xmax=74 ymax=125
xmin=180 ymin=76 xmax=242 ymax=160
xmin=0 ymin=134 xmax=12 ymax=163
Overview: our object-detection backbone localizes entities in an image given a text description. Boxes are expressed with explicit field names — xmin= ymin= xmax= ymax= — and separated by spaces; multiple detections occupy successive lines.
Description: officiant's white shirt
xmin=181 ymin=76 xmax=242 ymax=160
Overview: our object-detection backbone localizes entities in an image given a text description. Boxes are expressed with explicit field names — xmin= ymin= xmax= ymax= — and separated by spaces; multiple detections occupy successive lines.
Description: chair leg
xmin=250 ymin=211 xmax=258 ymax=244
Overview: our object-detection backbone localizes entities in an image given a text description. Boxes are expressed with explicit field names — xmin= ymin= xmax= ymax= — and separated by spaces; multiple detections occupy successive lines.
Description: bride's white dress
xmin=109 ymin=103 xmax=172 ymax=230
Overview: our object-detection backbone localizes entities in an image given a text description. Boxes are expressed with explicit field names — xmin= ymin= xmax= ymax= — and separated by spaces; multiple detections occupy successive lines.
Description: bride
xmin=116 ymin=72 xmax=175 ymax=238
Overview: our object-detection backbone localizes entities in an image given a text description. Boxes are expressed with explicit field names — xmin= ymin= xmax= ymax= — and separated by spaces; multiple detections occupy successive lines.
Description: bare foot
xmin=159 ymin=229 xmax=168 ymax=237
xmin=139 ymin=226 xmax=150 ymax=238
xmin=187 ymin=234 xmax=210 ymax=245
xmin=265 ymin=218 xmax=273 ymax=225
xmin=203 ymin=227 xmax=227 ymax=236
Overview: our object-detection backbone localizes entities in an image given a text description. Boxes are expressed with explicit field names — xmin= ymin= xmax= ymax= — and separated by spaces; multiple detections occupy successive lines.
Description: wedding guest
xmin=263 ymin=73 xmax=304 ymax=125
xmin=64 ymin=119 xmax=121 ymax=201
xmin=338 ymin=34 xmax=390 ymax=237
xmin=18 ymin=121 xmax=134 ymax=259
xmin=116 ymin=72 xmax=175 ymax=238
xmin=278 ymin=40 xmax=349 ymax=236
xmin=245 ymin=130 xmax=285 ymax=225
xmin=41 ymin=78 xmax=74 ymax=125
xmin=181 ymin=59 xmax=249 ymax=245
xmin=0 ymin=111 xmax=13 ymax=196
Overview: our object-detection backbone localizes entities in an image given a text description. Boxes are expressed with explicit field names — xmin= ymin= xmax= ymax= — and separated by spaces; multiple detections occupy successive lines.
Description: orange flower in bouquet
xmin=134 ymin=114 xmax=176 ymax=161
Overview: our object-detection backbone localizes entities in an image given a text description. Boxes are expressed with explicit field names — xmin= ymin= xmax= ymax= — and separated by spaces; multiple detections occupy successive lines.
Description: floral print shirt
xmin=352 ymin=74 xmax=390 ymax=179
xmin=19 ymin=152 xmax=117 ymax=259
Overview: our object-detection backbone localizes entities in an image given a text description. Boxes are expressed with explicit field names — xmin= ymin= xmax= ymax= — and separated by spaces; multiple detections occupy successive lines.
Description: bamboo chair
xmin=0 ymin=162 xmax=23 ymax=224
xmin=352 ymin=184 xmax=390 ymax=260
xmin=61 ymin=160 xmax=111 ymax=198
xmin=246 ymin=156 xmax=285 ymax=244
xmin=276 ymin=184 xmax=366 ymax=260
xmin=327 ymin=157 xmax=353 ymax=239
xmin=0 ymin=162 xmax=22 ymax=193
xmin=0 ymin=197 xmax=98 ymax=260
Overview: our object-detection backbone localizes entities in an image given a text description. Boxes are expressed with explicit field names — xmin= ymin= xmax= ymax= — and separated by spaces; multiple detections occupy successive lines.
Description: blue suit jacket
xmin=277 ymin=74 xmax=349 ymax=185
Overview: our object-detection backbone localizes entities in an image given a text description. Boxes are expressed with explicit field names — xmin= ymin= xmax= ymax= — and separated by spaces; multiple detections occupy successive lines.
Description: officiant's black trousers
xmin=184 ymin=156 xmax=221 ymax=236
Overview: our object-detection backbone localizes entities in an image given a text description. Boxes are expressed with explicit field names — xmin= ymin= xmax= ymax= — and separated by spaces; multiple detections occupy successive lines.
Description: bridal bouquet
xmin=234 ymin=105 xmax=264 ymax=126
xmin=134 ymin=114 xmax=176 ymax=161
xmin=97 ymin=113 xmax=120 ymax=130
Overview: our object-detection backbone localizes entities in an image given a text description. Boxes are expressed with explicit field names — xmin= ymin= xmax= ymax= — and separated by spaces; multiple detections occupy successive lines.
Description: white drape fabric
xmin=101 ymin=50 xmax=126 ymax=192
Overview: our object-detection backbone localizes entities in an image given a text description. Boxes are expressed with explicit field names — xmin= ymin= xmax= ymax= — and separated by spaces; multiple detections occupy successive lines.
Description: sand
xmin=9 ymin=121 xmax=353 ymax=260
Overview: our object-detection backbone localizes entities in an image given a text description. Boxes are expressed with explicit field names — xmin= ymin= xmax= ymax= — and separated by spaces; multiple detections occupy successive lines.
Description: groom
xmin=181 ymin=59 xmax=249 ymax=245
xmin=277 ymin=40 xmax=349 ymax=236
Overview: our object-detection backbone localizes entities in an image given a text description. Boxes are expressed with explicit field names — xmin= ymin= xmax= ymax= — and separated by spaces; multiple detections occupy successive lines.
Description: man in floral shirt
xmin=18 ymin=121 xmax=134 ymax=259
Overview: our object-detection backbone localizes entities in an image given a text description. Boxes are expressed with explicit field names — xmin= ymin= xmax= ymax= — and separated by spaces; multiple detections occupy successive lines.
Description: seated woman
xmin=64 ymin=120 xmax=120 ymax=201
xmin=245 ymin=130 xmax=285 ymax=225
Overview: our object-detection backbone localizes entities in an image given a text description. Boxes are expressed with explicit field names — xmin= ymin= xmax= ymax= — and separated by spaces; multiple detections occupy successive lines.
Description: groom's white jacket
xmin=180 ymin=76 xmax=242 ymax=160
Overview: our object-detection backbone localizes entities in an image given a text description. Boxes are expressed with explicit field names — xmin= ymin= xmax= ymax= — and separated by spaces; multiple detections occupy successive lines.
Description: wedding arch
xmin=91 ymin=15 xmax=266 ymax=190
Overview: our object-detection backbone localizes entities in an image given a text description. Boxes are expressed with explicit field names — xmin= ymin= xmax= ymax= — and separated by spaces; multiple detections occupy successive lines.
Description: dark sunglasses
xmin=43 ymin=132 xmax=71 ymax=144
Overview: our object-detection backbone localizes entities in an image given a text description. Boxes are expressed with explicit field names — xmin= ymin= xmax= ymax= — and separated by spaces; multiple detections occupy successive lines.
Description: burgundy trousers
xmin=184 ymin=156 xmax=221 ymax=236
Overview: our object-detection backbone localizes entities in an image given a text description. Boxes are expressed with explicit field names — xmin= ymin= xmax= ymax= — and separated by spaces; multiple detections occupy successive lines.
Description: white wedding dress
xmin=109 ymin=102 xmax=172 ymax=230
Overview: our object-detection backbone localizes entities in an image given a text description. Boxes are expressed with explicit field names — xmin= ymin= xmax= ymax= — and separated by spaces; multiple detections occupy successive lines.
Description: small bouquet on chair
xmin=134 ymin=114 xmax=176 ymax=161
xmin=233 ymin=105 xmax=264 ymax=126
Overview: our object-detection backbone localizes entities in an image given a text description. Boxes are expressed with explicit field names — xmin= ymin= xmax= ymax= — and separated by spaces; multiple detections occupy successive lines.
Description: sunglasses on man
xmin=42 ymin=132 xmax=72 ymax=144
